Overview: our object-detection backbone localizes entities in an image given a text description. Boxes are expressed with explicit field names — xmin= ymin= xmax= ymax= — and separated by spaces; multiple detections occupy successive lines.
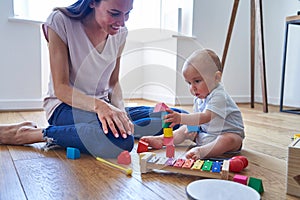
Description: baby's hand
xmin=164 ymin=108 xmax=182 ymax=127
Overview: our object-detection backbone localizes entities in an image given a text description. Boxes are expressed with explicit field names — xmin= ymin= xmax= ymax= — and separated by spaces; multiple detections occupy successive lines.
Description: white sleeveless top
xmin=42 ymin=11 xmax=128 ymax=120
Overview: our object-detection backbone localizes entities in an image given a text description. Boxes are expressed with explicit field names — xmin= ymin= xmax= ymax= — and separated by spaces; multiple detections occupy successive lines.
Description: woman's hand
xmin=95 ymin=101 xmax=134 ymax=138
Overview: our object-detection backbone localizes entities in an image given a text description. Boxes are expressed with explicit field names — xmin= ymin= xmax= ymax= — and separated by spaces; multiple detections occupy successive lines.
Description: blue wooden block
xmin=211 ymin=161 xmax=221 ymax=173
xmin=187 ymin=125 xmax=200 ymax=133
xmin=67 ymin=147 xmax=80 ymax=159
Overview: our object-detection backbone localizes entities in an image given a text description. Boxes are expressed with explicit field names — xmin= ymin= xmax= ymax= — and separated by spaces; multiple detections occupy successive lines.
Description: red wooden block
xmin=117 ymin=151 xmax=131 ymax=165
xmin=137 ymin=140 xmax=149 ymax=153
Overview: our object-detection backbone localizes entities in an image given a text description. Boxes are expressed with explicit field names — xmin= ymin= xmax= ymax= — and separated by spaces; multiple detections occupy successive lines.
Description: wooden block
xmin=161 ymin=111 xmax=171 ymax=128
xmin=137 ymin=140 xmax=149 ymax=153
xmin=287 ymin=138 xmax=300 ymax=197
xmin=191 ymin=160 xmax=204 ymax=170
xmin=187 ymin=125 xmax=199 ymax=133
xmin=163 ymin=128 xmax=173 ymax=138
xmin=153 ymin=102 xmax=169 ymax=112
xmin=248 ymin=177 xmax=264 ymax=194
xmin=117 ymin=151 xmax=131 ymax=165
xmin=163 ymin=137 xmax=174 ymax=146
xmin=166 ymin=145 xmax=175 ymax=158
xmin=182 ymin=159 xmax=195 ymax=169
xmin=66 ymin=147 xmax=80 ymax=160
xmin=233 ymin=174 xmax=248 ymax=185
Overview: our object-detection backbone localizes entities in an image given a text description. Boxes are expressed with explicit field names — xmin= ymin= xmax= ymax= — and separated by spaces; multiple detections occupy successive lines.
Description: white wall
xmin=1 ymin=0 xmax=300 ymax=110
xmin=0 ymin=0 xmax=43 ymax=110
xmin=193 ymin=0 xmax=300 ymax=107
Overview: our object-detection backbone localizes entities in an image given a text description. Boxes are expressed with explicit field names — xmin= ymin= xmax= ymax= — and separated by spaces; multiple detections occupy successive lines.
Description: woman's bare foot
xmin=0 ymin=121 xmax=37 ymax=134
xmin=140 ymin=135 xmax=164 ymax=149
xmin=0 ymin=122 xmax=42 ymax=145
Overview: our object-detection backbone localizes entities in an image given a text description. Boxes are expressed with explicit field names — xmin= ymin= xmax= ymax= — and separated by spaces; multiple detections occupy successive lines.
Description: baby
xmin=141 ymin=49 xmax=245 ymax=159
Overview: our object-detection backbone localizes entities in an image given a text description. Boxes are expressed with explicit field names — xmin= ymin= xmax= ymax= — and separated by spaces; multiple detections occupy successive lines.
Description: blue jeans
xmin=43 ymin=103 xmax=186 ymax=158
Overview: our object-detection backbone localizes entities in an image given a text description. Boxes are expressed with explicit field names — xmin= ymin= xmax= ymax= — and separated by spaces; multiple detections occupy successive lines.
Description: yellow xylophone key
xmin=191 ymin=160 xmax=204 ymax=170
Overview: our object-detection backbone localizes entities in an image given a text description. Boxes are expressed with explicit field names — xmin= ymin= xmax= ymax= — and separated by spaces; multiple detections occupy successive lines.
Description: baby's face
xmin=183 ymin=65 xmax=210 ymax=99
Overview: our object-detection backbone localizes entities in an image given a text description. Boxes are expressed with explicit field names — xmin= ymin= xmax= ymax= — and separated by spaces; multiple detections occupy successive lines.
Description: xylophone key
xmin=156 ymin=157 xmax=169 ymax=165
xmin=165 ymin=157 xmax=176 ymax=166
xmin=202 ymin=160 xmax=213 ymax=171
xmin=211 ymin=161 xmax=222 ymax=173
xmin=191 ymin=160 xmax=204 ymax=170
xmin=173 ymin=158 xmax=185 ymax=168
xmin=182 ymin=159 xmax=195 ymax=169
xmin=148 ymin=156 xmax=160 ymax=164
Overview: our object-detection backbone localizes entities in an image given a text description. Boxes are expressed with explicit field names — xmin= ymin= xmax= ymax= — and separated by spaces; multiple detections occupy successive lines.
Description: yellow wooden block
xmin=163 ymin=128 xmax=173 ymax=138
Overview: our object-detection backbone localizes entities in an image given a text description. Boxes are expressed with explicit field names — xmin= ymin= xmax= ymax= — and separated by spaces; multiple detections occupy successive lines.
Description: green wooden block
xmin=161 ymin=111 xmax=171 ymax=128
xmin=248 ymin=177 xmax=264 ymax=194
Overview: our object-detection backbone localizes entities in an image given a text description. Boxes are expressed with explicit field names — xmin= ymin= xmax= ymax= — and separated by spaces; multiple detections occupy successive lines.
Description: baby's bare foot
xmin=140 ymin=136 xmax=164 ymax=149
xmin=185 ymin=147 xmax=202 ymax=160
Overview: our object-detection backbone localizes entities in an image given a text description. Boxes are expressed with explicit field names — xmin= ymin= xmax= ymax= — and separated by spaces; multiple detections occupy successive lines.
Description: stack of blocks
xmin=162 ymin=111 xmax=175 ymax=158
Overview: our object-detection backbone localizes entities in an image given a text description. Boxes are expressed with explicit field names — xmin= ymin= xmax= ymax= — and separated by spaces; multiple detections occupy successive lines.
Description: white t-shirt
xmin=42 ymin=11 xmax=128 ymax=119
xmin=194 ymin=83 xmax=245 ymax=146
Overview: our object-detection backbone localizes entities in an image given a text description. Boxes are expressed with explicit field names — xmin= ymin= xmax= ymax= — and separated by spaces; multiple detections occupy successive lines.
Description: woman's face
xmin=93 ymin=0 xmax=133 ymax=35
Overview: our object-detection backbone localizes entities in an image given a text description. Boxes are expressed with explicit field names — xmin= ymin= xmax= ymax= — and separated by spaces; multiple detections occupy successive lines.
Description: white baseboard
xmin=0 ymin=99 xmax=43 ymax=111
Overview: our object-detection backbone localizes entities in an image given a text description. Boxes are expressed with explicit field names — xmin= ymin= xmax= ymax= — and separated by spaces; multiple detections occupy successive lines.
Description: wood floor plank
xmin=1 ymin=102 xmax=300 ymax=199
xmin=0 ymin=146 xmax=26 ymax=200
xmin=8 ymin=143 xmax=58 ymax=161
xmin=15 ymin=150 xmax=163 ymax=200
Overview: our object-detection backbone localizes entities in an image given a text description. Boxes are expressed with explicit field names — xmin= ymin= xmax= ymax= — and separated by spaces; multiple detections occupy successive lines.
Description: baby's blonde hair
xmin=184 ymin=49 xmax=222 ymax=73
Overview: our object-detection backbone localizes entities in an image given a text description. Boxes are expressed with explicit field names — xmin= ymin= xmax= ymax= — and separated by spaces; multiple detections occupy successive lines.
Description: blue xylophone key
xmin=211 ymin=161 xmax=222 ymax=173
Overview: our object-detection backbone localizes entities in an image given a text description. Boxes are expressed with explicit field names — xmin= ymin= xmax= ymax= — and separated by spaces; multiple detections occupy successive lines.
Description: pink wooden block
xmin=163 ymin=137 xmax=174 ymax=146
xmin=233 ymin=174 xmax=248 ymax=185
xmin=153 ymin=102 xmax=169 ymax=112
xmin=117 ymin=151 xmax=131 ymax=165
xmin=166 ymin=145 xmax=175 ymax=158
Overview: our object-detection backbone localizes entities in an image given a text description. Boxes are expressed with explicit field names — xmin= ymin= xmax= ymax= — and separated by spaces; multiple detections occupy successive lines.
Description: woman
xmin=0 ymin=0 xmax=184 ymax=158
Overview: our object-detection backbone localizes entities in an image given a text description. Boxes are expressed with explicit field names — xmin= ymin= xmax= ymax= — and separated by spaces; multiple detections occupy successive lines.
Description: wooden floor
xmin=1 ymin=100 xmax=300 ymax=200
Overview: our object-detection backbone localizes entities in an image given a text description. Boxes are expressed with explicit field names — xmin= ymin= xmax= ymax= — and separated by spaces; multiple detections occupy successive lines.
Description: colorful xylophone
xmin=140 ymin=152 xmax=232 ymax=180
